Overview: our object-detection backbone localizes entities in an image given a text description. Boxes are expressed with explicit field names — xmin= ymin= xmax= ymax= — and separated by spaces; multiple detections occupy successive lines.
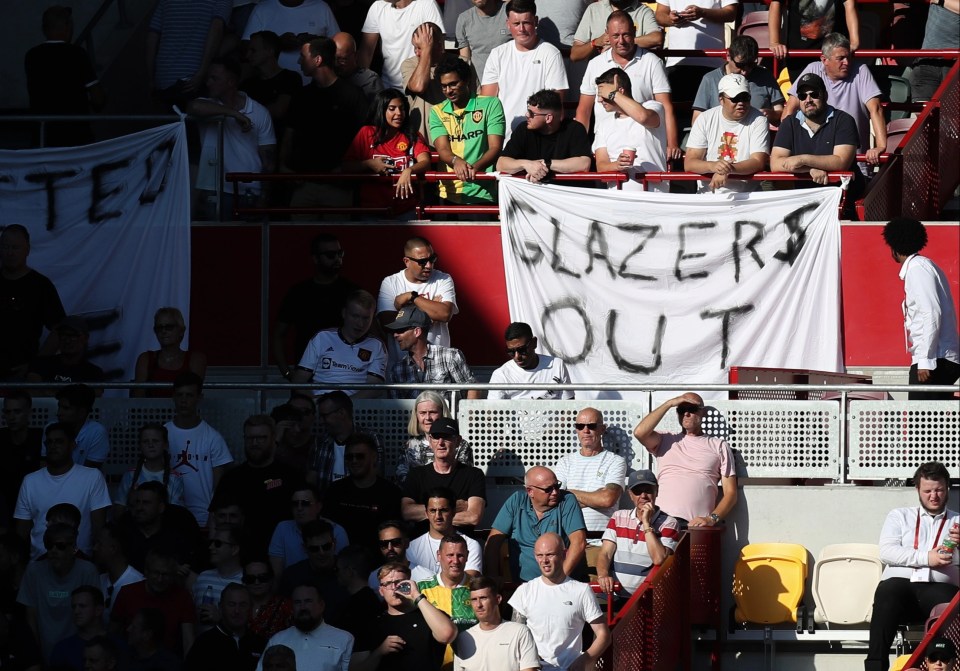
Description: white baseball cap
xmin=718 ymin=73 xmax=749 ymax=98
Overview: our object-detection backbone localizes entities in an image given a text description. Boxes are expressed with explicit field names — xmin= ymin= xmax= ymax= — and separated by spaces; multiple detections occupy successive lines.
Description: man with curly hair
xmin=882 ymin=217 xmax=960 ymax=399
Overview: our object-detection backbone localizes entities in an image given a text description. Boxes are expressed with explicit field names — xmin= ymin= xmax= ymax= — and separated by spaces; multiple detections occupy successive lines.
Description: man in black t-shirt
xmin=0 ymin=392 xmax=43 ymax=521
xmin=496 ymin=89 xmax=593 ymax=183
xmin=240 ymin=30 xmax=303 ymax=139
xmin=352 ymin=562 xmax=456 ymax=671
xmin=27 ymin=316 xmax=106 ymax=396
xmin=400 ymin=419 xmax=486 ymax=536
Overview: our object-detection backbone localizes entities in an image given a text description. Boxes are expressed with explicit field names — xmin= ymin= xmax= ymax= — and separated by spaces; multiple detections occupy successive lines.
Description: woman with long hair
xmin=342 ymin=88 xmax=431 ymax=217
xmin=113 ymin=423 xmax=185 ymax=517
xmin=395 ymin=390 xmax=473 ymax=483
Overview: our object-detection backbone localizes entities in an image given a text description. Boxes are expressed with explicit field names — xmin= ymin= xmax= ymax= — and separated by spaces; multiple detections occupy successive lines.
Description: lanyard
xmin=913 ymin=509 xmax=948 ymax=550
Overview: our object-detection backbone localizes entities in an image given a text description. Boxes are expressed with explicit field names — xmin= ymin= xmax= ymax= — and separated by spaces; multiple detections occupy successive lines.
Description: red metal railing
xmin=902 ymin=592 xmax=960 ymax=670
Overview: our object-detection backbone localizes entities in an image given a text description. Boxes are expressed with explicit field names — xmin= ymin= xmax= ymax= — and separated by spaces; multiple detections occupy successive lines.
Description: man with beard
xmin=258 ymin=582 xmax=354 ymax=671
xmin=186 ymin=582 xmax=266 ymax=671
xmin=865 ymin=462 xmax=959 ymax=671
xmin=368 ymin=522 xmax=412 ymax=592
xmin=684 ymin=73 xmax=770 ymax=194
xmin=633 ymin=392 xmax=737 ymax=529
xmin=210 ymin=416 xmax=304 ymax=555
xmin=352 ymin=563 xmax=456 ymax=671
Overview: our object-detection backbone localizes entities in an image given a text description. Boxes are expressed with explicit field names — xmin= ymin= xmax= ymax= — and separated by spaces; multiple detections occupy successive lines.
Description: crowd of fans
xmin=20 ymin=0 xmax=960 ymax=218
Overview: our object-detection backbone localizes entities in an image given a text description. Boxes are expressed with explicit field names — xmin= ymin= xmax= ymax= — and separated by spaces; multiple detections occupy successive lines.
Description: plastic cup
xmin=622 ymin=147 xmax=637 ymax=162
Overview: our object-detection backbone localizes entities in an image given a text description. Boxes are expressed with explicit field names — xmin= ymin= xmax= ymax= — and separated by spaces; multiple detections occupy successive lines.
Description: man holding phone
xmin=633 ymin=392 xmax=738 ymax=529
xmin=351 ymin=562 xmax=457 ymax=671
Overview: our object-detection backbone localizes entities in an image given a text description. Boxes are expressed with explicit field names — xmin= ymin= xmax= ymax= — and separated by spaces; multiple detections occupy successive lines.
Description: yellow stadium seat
xmin=731 ymin=542 xmax=809 ymax=632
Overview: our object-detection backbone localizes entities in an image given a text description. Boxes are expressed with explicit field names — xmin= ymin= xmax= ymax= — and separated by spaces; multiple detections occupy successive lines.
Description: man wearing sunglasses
xmin=273 ymin=234 xmax=359 ymax=380
xmin=633 ymin=392 xmax=737 ymax=529
xmin=771 ymin=72 xmax=860 ymax=194
xmin=378 ymin=236 xmax=458 ymax=366
xmin=685 ymin=73 xmax=770 ymax=194
xmin=496 ymin=89 xmax=592 ymax=184
xmin=487 ymin=321 xmax=573 ymax=400
xmin=277 ymin=520 xmax=350 ymax=623
xmin=554 ymin=408 xmax=626 ymax=563
xmin=782 ymin=32 xmax=886 ymax=169
xmin=484 ymin=465 xmax=587 ymax=582
xmin=691 ymin=35 xmax=784 ymax=126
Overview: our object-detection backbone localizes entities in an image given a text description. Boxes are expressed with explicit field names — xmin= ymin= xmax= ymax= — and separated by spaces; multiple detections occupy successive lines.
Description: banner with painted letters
xmin=498 ymin=177 xmax=844 ymax=400
xmin=0 ymin=123 xmax=191 ymax=386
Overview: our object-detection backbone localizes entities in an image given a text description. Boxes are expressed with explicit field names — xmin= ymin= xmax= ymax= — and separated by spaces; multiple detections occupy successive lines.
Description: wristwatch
xmin=544 ymin=158 xmax=552 ymax=171
xmin=409 ymin=291 xmax=419 ymax=303
xmin=709 ymin=513 xmax=721 ymax=525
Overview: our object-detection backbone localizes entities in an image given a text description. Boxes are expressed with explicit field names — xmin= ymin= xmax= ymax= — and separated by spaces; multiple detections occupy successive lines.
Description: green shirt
xmin=428 ymin=95 xmax=505 ymax=203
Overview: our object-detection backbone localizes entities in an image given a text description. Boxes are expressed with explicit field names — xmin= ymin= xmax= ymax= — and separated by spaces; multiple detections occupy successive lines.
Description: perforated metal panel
xmin=848 ymin=401 xmax=960 ymax=479
xmin=352 ymin=400 xmax=417 ymax=477
xmin=705 ymin=401 xmax=841 ymax=479
xmin=457 ymin=401 xmax=645 ymax=479
xmin=27 ymin=397 xmax=257 ymax=479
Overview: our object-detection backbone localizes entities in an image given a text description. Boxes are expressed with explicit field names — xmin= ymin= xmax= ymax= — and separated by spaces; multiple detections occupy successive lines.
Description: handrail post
xmin=216 ymin=118 xmax=225 ymax=221
xmin=839 ymin=389 xmax=848 ymax=484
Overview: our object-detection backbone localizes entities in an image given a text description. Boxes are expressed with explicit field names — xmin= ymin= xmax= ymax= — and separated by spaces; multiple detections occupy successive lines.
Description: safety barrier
xmin=902 ymin=592 xmax=960 ymax=670
xmin=17 ymin=385 xmax=957 ymax=484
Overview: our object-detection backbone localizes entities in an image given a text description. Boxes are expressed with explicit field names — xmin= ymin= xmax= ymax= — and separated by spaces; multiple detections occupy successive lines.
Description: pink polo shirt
xmin=649 ymin=432 xmax=735 ymax=522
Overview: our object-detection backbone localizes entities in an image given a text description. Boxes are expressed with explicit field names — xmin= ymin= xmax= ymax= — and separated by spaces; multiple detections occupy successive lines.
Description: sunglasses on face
xmin=153 ymin=323 xmax=179 ymax=332
xmin=798 ymin=90 xmax=822 ymax=100
xmin=575 ymin=422 xmax=599 ymax=431
xmin=677 ymin=403 xmax=703 ymax=415
xmin=379 ymin=537 xmax=404 ymax=549
xmin=529 ymin=482 xmax=563 ymax=494
xmin=731 ymin=59 xmax=754 ymax=70
xmin=209 ymin=539 xmax=235 ymax=548
xmin=406 ymin=254 xmax=438 ymax=267
xmin=506 ymin=343 xmax=533 ymax=355
xmin=318 ymin=249 xmax=345 ymax=259
xmin=47 ymin=541 xmax=74 ymax=552
xmin=926 ymin=653 xmax=955 ymax=663
xmin=726 ymin=93 xmax=751 ymax=104
xmin=242 ymin=573 xmax=272 ymax=585
xmin=306 ymin=542 xmax=334 ymax=553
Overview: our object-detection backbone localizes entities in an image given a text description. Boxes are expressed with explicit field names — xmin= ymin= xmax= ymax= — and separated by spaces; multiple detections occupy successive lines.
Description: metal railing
xmin=74 ymin=0 xmax=136 ymax=67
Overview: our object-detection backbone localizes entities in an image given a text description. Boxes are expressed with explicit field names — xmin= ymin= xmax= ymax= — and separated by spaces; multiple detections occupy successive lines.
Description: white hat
xmin=718 ymin=73 xmax=749 ymax=98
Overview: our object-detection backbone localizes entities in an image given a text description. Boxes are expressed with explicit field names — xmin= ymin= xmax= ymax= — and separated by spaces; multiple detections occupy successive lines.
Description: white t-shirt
xmin=113 ymin=465 xmax=186 ymax=508
xmin=297 ymin=328 xmax=388 ymax=395
xmin=487 ymin=354 xmax=573 ymax=400
xmin=243 ymin=0 xmax=340 ymax=78
xmin=580 ymin=48 xmax=670 ymax=140
xmin=686 ymin=105 xmax=770 ymax=193
xmin=196 ymin=93 xmax=275 ymax=194
xmin=14 ymin=465 xmax=112 ymax=559
xmin=165 ymin=420 xmax=235 ymax=527
xmin=377 ymin=268 xmax=459 ymax=349
xmin=42 ymin=419 xmax=111 ymax=466
xmin=362 ymin=0 xmax=445 ymax=89
xmin=481 ymin=40 xmax=569 ymax=141
xmin=593 ymin=102 xmax=667 ymax=192
xmin=100 ymin=565 xmax=144 ymax=624
xmin=508 ymin=576 xmax=604 ymax=671
xmin=454 ymin=621 xmax=541 ymax=671
xmin=661 ymin=0 xmax=736 ymax=67
xmin=408 ymin=532 xmax=483 ymax=581
xmin=553 ymin=449 xmax=627 ymax=539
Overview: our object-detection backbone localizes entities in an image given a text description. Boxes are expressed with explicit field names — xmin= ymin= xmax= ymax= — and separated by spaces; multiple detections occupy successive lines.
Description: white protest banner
xmin=0 ymin=123 xmax=192 ymax=386
xmin=498 ymin=177 xmax=844 ymax=400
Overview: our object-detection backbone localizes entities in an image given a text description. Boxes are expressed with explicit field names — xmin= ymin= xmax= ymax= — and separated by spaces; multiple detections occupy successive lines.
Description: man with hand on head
xmin=633 ymin=392 xmax=737 ymax=529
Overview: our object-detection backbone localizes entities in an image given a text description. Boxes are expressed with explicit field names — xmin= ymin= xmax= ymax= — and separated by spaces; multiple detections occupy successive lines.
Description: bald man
xmin=633 ymin=393 xmax=737 ymax=529
xmin=484 ymin=467 xmax=587 ymax=583
xmin=508 ymin=533 xmax=610 ymax=670
xmin=332 ymin=32 xmax=383 ymax=102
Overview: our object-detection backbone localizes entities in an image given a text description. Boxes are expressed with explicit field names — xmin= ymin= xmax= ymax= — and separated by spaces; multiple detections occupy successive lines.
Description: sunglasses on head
xmin=575 ymin=422 xmax=598 ymax=431
xmin=406 ymin=254 xmax=438 ymax=267
xmin=529 ymin=482 xmax=563 ymax=494
xmin=798 ymin=90 xmax=822 ymax=100
xmin=306 ymin=541 xmax=334 ymax=553
xmin=242 ymin=573 xmax=272 ymax=585
xmin=379 ymin=537 xmax=404 ymax=549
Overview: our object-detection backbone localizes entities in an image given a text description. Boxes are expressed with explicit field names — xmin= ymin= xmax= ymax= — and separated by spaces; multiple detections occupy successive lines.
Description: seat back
xmin=888 ymin=75 xmax=913 ymax=121
xmin=737 ymin=22 xmax=770 ymax=49
xmin=740 ymin=10 xmax=769 ymax=27
xmin=811 ymin=543 xmax=882 ymax=625
xmin=926 ymin=602 xmax=950 ymax=631
xmin=886 ymin=118 xmax=915 ymax=152
xmin=732 ymin=543 xmax=808 ymax=625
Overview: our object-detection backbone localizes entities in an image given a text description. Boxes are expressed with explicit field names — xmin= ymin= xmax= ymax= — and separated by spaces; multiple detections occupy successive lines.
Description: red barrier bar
xmin=641 ymin=171 xmax=854 ymax=182
xmin=902 ymin=592 xmax=960 ymax=669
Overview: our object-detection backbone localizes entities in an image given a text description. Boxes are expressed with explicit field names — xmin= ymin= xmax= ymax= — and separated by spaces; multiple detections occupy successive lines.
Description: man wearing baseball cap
xmin=771 ymin=71 xmax=862 ymax=200
xmin=685 ymin=72 xmax=770 ymax=193
xmin=922 ymin=637 xmax=957 ymax=671
xmin=400 ymin=417 xmax=487 ymax=535
xmin=385 ymin=305 xmax=481 ymax=400
xmin=27 ymin=316 xmax=106 ymax=396
xmin=595 ymin=469 xmax=680 ymax=598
